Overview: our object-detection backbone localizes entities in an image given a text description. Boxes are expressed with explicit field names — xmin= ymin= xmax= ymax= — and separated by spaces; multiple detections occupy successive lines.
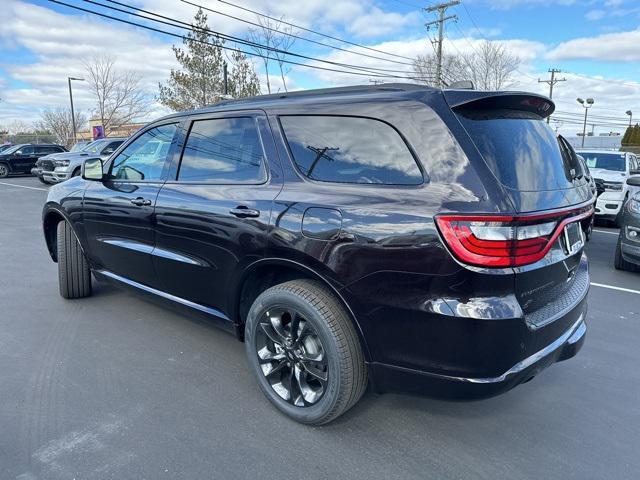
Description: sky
xmin=1 ymin=0 xmax=640 ymax=137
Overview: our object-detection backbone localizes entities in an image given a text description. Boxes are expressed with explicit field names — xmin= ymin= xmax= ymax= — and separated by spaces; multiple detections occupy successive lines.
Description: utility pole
xmin=223 ymin=62 xmax=228 ymax=96
xmin=67 ymin=77 xmax=84 ymax=144
xmin=538 ymin=68 xmax=566 ymax=123
xmin=425 ymin=1 xmax=459 ymax=88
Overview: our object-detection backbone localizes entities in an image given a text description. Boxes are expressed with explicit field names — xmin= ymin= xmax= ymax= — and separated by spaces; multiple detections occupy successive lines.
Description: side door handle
xmin=130 ymin=197 xmax=152 ymax=206
xmin=229 ymin=205 xmax=260 ymax=218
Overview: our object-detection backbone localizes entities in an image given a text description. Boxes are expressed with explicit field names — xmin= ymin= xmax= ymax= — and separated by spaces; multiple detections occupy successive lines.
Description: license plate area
xmin=563 ymin=221 xmax=584 ymax=256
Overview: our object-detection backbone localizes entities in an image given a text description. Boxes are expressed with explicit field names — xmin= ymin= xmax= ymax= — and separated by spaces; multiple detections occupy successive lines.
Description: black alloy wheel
xmin=245 ymin=279 xmax=367 ymax=425
xmin=255 ymin=306 xmax=328 ymax=406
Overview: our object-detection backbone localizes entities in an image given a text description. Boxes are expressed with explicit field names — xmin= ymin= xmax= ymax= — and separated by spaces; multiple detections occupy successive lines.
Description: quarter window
xmin=178 ymin=117 xmax=266 ymax=183
xmin=110 ymin=124 xmax=177 ymax=181
xmin=279 ymin=115 xmax=422 ymax=185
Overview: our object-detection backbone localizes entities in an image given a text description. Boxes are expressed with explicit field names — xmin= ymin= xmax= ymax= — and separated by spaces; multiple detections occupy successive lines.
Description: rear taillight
xmin=436 ymin=206 xmax=594 ymax=268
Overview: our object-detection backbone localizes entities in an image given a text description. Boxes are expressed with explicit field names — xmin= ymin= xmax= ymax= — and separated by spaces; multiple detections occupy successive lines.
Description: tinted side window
xmin=110 ymin=124 xmax=177 ymax=181
xmin=178 ymin=117 xmax=266 ymax=183
xmin=279 ymin=116 xmax=422 ymax=185
xmin=19 ymin=146 xmax=35 ymax=155
xmin=102 ymin=141 xmax=123 ymax=155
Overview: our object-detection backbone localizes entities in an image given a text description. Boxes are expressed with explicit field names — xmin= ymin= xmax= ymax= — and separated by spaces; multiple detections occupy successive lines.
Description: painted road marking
xmin=591 ymin=282 xmax=640 ymax=295
xmin=0 ymin=181 xmax=47 ymax=192
xmin=593 ymin=229 xmax=619 ymax=236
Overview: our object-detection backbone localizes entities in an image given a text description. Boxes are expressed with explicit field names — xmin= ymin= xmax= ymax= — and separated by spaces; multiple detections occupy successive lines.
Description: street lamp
xmin=577 ymin=97 xmax=594 ymax=148
xmin=68 ymin=77 xmax=84 ymax=145
xmin=626 ymin=110 xmax=633 ymax=127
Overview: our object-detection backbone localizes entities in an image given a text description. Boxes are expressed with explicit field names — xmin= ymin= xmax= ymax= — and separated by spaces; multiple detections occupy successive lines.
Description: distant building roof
xmin=566 ymin=136 xmax=622 ymax=150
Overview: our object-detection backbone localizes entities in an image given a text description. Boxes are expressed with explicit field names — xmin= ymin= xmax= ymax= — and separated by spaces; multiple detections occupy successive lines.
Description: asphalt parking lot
xmin=1 ymin=176 xmax=639 ymax=480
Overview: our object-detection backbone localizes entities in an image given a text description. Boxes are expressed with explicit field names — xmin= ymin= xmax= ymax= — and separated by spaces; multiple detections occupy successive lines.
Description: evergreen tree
xmin=159 ymin=9 xmax=260 ymax=111
xmin=629 ymin=124 xmax=640 ymax=146
xmin=622 ymin=125 xmax=632 ymax=146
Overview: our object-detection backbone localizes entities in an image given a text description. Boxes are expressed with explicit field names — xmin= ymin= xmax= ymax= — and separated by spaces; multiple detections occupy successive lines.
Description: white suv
xmin=577 ymin=150 xmax=640 ymax=226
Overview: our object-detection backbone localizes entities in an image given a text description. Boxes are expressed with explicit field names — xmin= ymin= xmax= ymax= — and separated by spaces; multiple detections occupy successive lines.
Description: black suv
xmin=0 ymin=143 xmax=66 ymax=177
xmin=42 ymin=85 xmax=592 ymax=424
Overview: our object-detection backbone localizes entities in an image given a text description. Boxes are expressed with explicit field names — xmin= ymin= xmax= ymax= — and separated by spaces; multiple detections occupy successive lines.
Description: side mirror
xmin=627 ymin=176 xmax=640 ymax=187
xmin=15 ymin=150 xmax=24 ymax=156
xmin=630 ymin=169 xmax=640 ymax=176
xmin=82 ymin=158 xmax=104 ymax=181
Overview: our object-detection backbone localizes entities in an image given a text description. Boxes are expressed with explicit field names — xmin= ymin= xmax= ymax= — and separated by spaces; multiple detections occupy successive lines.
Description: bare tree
xmin=459 ymin=41 xmax=520 ymax=90
xmin=414 ymin=40 xmax=520 ymax=90
xmin=247 ymin=16 xmax=283 ymax=94
xmin=413 ymin=53 xmax=466 ymax=87
xmin=85 ymin=55 xmax=149 ymax=132
xmin=36 ymin=107 xmax=87 ymax=148
xmin=247 ymin=16 xmax=298 ymax=93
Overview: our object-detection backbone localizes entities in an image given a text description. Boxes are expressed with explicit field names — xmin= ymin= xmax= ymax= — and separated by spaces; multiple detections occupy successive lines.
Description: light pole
xmin=68 ymin=77 xmax=84 ymax=145
xmin=577 ymin=97 xmax=594 ymax=147
xmin=626 ymin=110 xmax=633 ymax=127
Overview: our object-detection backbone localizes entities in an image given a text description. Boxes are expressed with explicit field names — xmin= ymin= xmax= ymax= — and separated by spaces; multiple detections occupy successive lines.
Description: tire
xmin=37 ymin=175 xmax=50 ymax=185
xmin=244 ymin=279 xmax=367 ymax=425
xmin=614 ymin=234 xmax=637 ymax=271
xmin=0 ymin=163 xmax=9 ymax=178
xmin=57 ymin=221 xmax=92 ymax=299
xmin=72 ymin=168 xmax=81 ymax=177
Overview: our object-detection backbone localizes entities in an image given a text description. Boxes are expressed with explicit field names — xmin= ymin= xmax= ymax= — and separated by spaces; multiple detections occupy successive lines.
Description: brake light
xmin=435 ymin=206 xmax=594 ymax=268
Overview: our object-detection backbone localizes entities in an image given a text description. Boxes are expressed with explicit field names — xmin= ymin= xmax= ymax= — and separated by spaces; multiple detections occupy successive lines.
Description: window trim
xmin=169 ymin=113 xmax=269 ymax=186
xmin=104 ymin=121 xmax=180 ymax=184
xmin=277 ymin=114 xmax=426 ymax=188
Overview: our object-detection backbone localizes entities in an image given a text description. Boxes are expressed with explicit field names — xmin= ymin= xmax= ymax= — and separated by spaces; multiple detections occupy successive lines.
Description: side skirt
xmin=93 ymin=269 xmax=235 ymax=334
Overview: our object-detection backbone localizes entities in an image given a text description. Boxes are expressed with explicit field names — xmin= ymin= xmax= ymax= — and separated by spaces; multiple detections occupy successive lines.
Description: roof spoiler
xmin=443 ymin=91 xmax=555 ymax=119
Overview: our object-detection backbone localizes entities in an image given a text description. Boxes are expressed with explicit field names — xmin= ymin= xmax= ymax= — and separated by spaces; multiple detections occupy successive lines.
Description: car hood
xmin=40 ymin=152 xmax=72 ymax=160
xmin=589 ymin=168 xmax=627 ymax=182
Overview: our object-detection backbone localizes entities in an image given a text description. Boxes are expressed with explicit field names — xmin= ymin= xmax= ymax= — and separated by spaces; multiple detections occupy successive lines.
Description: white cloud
xmin=585 ymin=9 xmax=606 ymax=21
xmin=547 ymin=28 xmax=640 ymax=62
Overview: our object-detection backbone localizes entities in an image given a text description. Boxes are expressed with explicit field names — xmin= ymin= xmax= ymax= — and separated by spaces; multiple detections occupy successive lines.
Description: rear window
xmin=279 ymin=115 xmax=423 ymax=185
xmin=457 ymin=109 xmax=575 ymax=191
xmin=581 ymin=152 xmax=626 ymax=172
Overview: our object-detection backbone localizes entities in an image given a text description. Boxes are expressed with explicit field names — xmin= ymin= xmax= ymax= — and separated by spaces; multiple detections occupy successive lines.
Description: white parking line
xmin=593 ymin=229 xmax=619 ymax=236
xmin=0 ymin=181 xmax=47 ymax=192
xmin=591 ymin=282 xmax=640 ymax=295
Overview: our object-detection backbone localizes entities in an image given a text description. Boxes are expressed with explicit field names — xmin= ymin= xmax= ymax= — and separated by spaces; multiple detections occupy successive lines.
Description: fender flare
xmin=231 ymin=257 xmax=372 ymax=362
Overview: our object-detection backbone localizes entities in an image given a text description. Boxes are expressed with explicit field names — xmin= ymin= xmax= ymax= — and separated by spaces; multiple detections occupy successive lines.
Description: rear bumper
xmin=370 ymin=310 xmax=586 ymax=399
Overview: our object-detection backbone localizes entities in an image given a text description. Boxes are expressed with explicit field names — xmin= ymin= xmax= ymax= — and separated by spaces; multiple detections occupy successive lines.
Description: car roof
xmin=151 ymin=83 xmax=555 ymax=123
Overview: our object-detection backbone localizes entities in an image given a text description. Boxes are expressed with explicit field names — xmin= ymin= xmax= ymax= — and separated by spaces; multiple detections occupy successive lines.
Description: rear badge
xmin=563 ymin=222 xmax=584 ymax=256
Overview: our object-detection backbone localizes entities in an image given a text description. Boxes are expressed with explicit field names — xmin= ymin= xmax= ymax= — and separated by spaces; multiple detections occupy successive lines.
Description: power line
xmin=51 ymin=0 xmax=432 ymax=81
xmin=177 ymin=0 xmax=416 ymax=67
xmin=70 ymin=0 xmax=432 ymax=81
xmin=203 ymin=0 xmax=417 ymax=62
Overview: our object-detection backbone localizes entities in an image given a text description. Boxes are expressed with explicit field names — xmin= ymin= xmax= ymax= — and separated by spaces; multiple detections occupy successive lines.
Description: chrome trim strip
xmin=150 ymin=246 xmax=209 ymax=267
xmin=96 ymin=270 xmax=230 ymax=321
xmin=97 ymin=237 xmax=153 ymax=254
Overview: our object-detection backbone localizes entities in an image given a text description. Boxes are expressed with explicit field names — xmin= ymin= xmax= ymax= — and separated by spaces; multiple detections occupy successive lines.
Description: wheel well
xmin=235 ymin=262 xmax=368 ymax=361
xmin=43 ymin=211 xmax=65 ymax=262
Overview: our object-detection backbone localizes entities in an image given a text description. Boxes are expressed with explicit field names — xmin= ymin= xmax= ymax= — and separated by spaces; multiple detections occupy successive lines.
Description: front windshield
xmin=70 ymin=142 xmax=89 ymax=152
xmin=581 ymin=152 xmax=626 ymax=172
xmin=82 ymin=140 xmax=105 ymax=154
xmin=2 ymin=145 xmax=24 ymax=155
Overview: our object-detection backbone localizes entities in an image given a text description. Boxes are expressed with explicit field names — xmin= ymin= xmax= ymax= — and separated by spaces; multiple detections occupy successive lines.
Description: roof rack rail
xmin=211 ymin=83 xmax=432 ymax=108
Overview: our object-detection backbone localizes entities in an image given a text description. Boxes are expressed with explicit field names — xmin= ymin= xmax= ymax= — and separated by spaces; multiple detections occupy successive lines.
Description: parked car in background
xmin=576 ymin=150 xmax=640 ymax=226
xmin=0 ymin=144 xmax=66 ymax=178
xmin=32 ymin=141 xmax=94 ymax=183
xmin=34 ymin=137 xmax=125 ymax=184
xmin=615 ymin=176 xmax=640 ymax=271
xmin=43 ymin=84 xmax=592 ymax=425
